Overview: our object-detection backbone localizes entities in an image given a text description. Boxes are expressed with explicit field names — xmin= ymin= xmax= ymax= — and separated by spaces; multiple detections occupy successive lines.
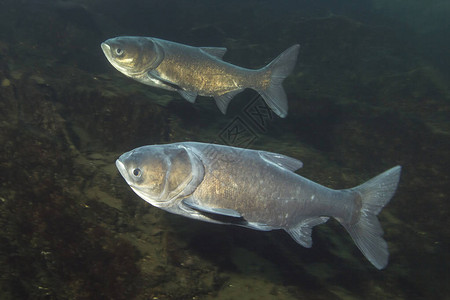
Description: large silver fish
xmin=101 ymin=36 xmax=299 ymax=118
xmin=115 ymin=142 xmax=401 ymax=269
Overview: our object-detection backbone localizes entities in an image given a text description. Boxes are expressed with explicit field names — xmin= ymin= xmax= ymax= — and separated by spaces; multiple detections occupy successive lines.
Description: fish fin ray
xmin=200 ymin=47 xmax=227 ymax=59
xmin=340 ymin=166 xmax=401 ymax=269
xmin=287 ymin=216 xmax=329 ymax=248
xmin=258 ymin=151 xmax=303 ymax=172
xmin=182 ymin=198 xmax=242 ymax=218
xmin=178 ymin=90 xmax=198 ymax=103
xmin=255 ymin=44 xmax=300 ymax=118
xmin=214 ymin=89 xmax=244 ymax=114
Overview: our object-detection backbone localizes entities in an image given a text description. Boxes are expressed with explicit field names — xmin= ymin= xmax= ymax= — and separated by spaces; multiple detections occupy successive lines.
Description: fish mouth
xmin=115 ymin=158 xmax=139 ymax=192
xmin=115 ymin=159 xmax=130 ymax=183
xmin=101 ymin=42 xmax=117 ymax=68
xmin=101 ymin=42 xmax=111 ymax=55
xmin=115 ymin=157 xmax=145 ymax=193
xmin=115 ymin=158 xmax=163 ymax=207
xmin=116 ymin=158 xmax=157 ymax=206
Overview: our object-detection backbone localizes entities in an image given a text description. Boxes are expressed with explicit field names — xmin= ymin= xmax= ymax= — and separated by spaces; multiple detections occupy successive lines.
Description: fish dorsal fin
xmin=200 ymin=47 xmax=227 ymax=60
xmin=287 ymin=217 xmax=329 ymax=248
xmin=182 ymin=198 xmax=242 ymax=218
xmin=258 ymin=151 xmax=303 ymax=172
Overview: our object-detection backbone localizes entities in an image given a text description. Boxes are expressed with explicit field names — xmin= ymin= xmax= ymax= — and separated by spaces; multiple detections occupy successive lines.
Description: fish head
xmin=101 ymin=36 xmax=164 ymax=77
xmin=116 ymin=144 xmax=204 ymax=208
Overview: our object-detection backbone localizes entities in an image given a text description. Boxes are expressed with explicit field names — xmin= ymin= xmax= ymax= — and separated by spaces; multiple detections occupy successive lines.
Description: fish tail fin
xmin=255 ymin=44 xmax=300 ymax=118
xmin=340 ymin=166 xmax=401 ymax=269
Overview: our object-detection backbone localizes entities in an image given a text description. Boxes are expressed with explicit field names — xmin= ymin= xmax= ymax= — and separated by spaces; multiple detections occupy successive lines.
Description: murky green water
xmin=0 ymin=0 xmax=448 ymax=299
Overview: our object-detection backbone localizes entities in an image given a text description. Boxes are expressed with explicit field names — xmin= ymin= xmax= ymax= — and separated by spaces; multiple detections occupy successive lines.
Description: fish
xmin=101 ymin=36 xmax=300 ymax=118
xmin=115 ymin=142 xmax=401 ymax=269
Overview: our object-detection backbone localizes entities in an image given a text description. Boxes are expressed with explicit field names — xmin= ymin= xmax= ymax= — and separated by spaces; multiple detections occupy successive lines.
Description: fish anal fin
xmin=178 ymin=90 xmax=198 ymax=103
xmin=200 ymin=47 xmax=227 ymax=59
xmin=182 ymin=198 xmax=242 ymax=218
xmin=214 ymin=89 xmax=244 ymax=114
xmin=287 ymin=216 xmax=329 ymax=248
xmin=258 ymin=151 xmax=303 ymax=172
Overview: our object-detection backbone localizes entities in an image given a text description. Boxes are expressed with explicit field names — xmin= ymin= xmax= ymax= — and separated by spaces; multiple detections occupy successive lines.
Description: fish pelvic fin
xmin=342 ymin=166 xmax=402 ymax=270
xmin=255 ymin=44 xmax=300 ymax=118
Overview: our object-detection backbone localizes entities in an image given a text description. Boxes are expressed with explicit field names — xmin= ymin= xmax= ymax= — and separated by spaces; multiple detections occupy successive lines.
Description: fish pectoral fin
xmin=148 ymin=70 xmax=182 ymax=90
xmin=286 ymin=217 xmax=329 ymax=248
xmin=214 ymin=89 xmax=244 ymax=114
xmin=199 ymin=47 xmax=227 ymax=59
xmin=246 ymin=222 xmax=274 ymax=231
xmin=182 ymin=199 xmax=242 ymax=218
xmin=258 ymin=151 xmax=303 ymax=172
xmin=147 ymin=70 xmax=197 ymax=103
xmin=178 ymin=90 xmax=198 ymax=103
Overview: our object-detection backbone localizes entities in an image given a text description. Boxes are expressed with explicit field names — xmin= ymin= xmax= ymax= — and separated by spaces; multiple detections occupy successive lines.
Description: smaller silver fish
xmin=116 ymin=142 xmax=401 ymax=269
xmin=101 ymin=36 xmax=300 ymax=117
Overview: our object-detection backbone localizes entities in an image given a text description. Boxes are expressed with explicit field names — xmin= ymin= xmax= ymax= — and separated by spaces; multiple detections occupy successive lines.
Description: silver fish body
xmin=116 ymin=142 xmax=401 ymax=269
xmin=101 ymin=36 xmax=299 ymax=117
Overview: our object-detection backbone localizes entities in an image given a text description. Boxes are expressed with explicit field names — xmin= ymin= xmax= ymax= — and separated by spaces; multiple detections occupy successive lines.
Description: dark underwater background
xmin=0 ymin=0 xmax=449 ymax=299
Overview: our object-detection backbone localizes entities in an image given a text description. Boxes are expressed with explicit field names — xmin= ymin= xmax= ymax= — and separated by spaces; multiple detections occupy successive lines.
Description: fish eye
xmin=115 ymin=48 xmax=124 ymax=56
xmin=132 ymin=168 xmax=141 ymax=177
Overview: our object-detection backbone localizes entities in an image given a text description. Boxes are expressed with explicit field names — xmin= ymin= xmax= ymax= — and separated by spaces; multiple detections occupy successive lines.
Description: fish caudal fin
xmin=256 ymin=44 xmax=300 ymax=118
xmin=342 ymin=166 xmax=401 ymax=269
